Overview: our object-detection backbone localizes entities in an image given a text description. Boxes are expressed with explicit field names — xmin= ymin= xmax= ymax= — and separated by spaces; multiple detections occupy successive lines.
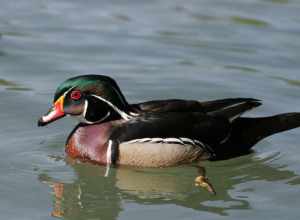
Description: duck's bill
xmin=38 ymin=96 xmax=65 ymax=127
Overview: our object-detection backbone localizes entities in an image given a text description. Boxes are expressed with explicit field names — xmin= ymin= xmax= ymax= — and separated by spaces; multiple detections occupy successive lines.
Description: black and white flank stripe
xmin=123 ymin=137 xmax=216 ymax=158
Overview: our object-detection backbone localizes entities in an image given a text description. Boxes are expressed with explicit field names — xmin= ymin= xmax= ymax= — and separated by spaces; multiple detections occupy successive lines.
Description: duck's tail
xmin=208 ymin=98 xmax=262 ymax=122
xmin=214 ymin=113 xmax=300 ymax=160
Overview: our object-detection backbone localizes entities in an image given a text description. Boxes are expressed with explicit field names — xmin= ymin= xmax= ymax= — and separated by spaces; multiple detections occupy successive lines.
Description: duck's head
xmin=38 ymin=75 xmax=133 ymax=126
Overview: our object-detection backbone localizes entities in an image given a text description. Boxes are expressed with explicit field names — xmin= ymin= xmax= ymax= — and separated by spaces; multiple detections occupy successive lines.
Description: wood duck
xmin=38 ymin=75 xmax=300 ymax=194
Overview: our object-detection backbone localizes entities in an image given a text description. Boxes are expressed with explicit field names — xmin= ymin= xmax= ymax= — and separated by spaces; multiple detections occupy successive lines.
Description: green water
xmin=1 ymin=0 xmax=300 ymax=219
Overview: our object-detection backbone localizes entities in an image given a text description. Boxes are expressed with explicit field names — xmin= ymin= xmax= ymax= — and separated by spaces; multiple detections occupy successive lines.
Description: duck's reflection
xmin=39 ymin=154 xmax=299 ymax=219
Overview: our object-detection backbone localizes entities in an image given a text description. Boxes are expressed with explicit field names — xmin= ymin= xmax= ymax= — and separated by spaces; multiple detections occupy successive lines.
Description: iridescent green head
xmin=38 ymin=75 xmax=132 ymax=126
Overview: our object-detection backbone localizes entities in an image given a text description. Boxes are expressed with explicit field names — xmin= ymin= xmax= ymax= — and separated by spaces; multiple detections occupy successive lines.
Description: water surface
xmin=1 ymin=0 xmax=300 ymax=219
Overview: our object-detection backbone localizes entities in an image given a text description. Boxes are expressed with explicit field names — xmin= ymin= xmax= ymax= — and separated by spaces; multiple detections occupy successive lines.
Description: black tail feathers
xmin=208 ymin=99 xmax=262 ymax=121
xmin=213 ymin=112 xmax=300 ymax=160
xmin=203 ymin=98 xmax=261 ymax=114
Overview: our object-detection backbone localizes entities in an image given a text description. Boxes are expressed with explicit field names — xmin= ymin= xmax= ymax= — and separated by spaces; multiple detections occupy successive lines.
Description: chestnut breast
xmin=66 ymin=122 xmax=114 ymax=164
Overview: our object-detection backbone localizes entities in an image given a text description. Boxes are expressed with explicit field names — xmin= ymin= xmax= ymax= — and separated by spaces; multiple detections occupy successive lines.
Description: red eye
xmin=70 ymin=90 xmax=82 ymax=100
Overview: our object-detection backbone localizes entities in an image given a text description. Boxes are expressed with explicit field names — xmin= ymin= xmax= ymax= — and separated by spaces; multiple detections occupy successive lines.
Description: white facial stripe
xmin=77 ymin=110 xmax=111 ymax=124
xmin=64 ymin=89 xmax=136 ymax=123
xmin=61 ymin=86 xmax=75 ymax=99
xmin=76 ymin=96 xmax=112 ymax=124
xmin=83 ymin=100 xmax=88 ymax=118
xmin=99 ymin=111 xmax=111 ymax=122
xmin=91 ymin=94 xmax=133 ymax=120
